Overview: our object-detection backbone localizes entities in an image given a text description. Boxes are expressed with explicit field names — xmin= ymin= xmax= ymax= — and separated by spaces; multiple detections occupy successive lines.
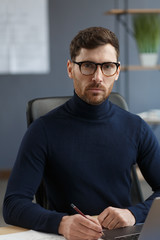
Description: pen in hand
xmin=70 ymin=203 xmax=104 ymax=235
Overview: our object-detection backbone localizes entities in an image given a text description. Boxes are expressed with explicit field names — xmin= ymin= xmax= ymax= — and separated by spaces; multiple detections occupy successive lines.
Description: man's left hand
xmin=98 ymin=207 xmax=136 ymax=230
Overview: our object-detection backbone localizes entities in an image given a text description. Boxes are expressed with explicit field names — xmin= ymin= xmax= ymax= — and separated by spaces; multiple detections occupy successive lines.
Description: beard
xmin=81 ymin=83 xmax=108 ymax=105
xmin=83 ymin=92 xmax=106 ymax=105
xmin=73 ymin=74 xmax=115 ymax=105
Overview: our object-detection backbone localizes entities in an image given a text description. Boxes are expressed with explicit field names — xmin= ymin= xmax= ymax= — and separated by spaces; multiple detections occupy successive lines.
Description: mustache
xmin=86 ymin=82 xmax=104 ymax=89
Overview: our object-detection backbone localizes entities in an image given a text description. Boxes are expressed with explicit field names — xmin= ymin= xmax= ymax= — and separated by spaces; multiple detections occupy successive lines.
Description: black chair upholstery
xmin=26 ymin=92 xmax=143 ymax=208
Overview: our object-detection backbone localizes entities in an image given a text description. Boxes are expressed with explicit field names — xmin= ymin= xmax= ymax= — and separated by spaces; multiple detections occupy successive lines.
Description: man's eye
xmin=103 ymin=64 xmax=112 ymax=69
xmin=83 ymin=63 xmax=94 ymax=68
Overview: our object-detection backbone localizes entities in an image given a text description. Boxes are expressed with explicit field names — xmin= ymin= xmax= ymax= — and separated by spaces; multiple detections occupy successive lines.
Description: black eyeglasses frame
xmin=73 ymin=61 xmax=120 ymax=77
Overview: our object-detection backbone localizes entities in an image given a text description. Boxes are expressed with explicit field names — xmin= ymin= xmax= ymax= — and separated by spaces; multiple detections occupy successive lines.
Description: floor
xmin=0 ymin=176 xmax=153 ymax=227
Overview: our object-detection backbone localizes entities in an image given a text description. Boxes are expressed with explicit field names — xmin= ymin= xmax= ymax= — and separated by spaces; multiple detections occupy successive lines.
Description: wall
xmin=0 ymin=0 xmax=160 ymax=169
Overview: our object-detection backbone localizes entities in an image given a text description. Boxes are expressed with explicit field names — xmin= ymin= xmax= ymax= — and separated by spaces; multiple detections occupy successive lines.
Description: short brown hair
xmin=70 ymin=27 xmax=119 ymax=60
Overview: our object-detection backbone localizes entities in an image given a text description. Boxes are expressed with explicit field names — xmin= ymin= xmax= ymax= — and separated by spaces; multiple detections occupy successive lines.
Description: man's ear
xmin=67 ymin=60 xmax=73 ymax=79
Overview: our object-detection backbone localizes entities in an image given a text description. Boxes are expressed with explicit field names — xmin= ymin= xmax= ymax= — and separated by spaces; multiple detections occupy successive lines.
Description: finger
xmin=105 ymin=218 xmax=119 ymax=230
xmin=86 ymin=216 xmax=104 ymax=236
xmin=102 ymin=215 xmax=114 ymax=229
xmin=70 ymin=228 xmax=98 ymax=240
xmin=78 ymin=226 xmax=102 ymax=239
xmin=113 ymin=221 xmax=122 ymax=229
xmin=78 ymin=215 xmax=103 ymax=239
xmin=86 ymin=215 xmax=102 ymax=227
xmin=102 ymin=212 xmax=126 ymax=230
xmin=80 ymin=215 xmax=102 ymax=233
xmin=66 ymin=215 xmax=102 ymax=240
xmin=98 ymin=209 xmax=109 ymax=225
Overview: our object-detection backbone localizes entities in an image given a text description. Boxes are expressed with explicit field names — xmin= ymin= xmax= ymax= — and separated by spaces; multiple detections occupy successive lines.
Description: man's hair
xmin=70 ymin=26 xmax=119 ymax=61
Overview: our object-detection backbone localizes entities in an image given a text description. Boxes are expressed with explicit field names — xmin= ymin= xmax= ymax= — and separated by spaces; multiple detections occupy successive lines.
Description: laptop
xmin=102 ymin=197 xmax=160 ymax=240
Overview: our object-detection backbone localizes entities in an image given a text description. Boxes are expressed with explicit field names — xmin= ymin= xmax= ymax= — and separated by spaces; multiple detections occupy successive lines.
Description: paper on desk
xmin=0 ymin=230 xmax=66 ymax=240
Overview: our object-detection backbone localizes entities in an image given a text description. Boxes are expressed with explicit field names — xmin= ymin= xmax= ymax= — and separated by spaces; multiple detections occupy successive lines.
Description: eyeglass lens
xmin=80 ymin=62 xmax=118 ymax=76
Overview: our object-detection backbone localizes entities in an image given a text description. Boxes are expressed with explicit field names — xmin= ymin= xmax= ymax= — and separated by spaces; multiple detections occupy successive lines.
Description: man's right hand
xmin=58 ymin=215 xmax=103 ymax=240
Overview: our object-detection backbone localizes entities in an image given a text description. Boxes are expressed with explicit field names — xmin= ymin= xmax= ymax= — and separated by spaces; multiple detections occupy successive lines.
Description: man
xmin=3 ymin=27 xmax=160 ymax=240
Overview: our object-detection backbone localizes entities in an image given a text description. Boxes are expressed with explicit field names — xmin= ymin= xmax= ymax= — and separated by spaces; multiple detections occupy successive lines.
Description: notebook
xmin=102 ymin=197 xmax=160 ymax=240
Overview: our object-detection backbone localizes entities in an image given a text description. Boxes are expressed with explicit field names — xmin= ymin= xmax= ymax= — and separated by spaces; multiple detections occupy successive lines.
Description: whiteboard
xmin=0 ymin=0 xmax=50 ymax=74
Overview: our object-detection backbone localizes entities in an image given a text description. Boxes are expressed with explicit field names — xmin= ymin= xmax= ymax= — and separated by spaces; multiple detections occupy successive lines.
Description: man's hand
xmin=58 ymin=214 xmax=103 ymax=240
xmin=98 ymin=207 xmax=136 ymax=230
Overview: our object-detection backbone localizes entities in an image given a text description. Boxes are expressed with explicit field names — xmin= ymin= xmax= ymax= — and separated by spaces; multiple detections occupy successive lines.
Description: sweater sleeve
xmin=3 ymin=119 xmax=67 ymax=234
xmin=127 ymin=118 xmax=160 ymax=223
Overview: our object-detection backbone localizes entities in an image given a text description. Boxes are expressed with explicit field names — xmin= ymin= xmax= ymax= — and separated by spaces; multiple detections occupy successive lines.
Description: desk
xmin=0 ymin=225 xmax=27 ymax=235
xmin=0 ymin=225 xmax=143 ymax=240
xmin=0 ymin=226 xmax=66 ymax=240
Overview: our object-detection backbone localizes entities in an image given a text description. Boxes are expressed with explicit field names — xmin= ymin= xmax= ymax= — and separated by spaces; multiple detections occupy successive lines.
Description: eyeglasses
xmin=73 ymin=61 xmax=120 ymax=77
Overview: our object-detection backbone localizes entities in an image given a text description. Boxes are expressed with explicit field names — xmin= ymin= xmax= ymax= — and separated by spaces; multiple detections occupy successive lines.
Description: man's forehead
xmin=75 ymin=44 xmax=117 ymax=62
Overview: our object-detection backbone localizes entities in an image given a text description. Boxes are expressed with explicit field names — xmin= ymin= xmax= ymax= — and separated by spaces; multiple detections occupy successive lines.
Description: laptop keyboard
xmin=115 ymin=233 xmax=140 ymax=240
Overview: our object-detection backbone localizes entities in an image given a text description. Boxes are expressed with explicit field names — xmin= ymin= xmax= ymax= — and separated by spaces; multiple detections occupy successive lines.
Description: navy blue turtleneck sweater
xmin=3 ymin=93 xmax=160 ymax=234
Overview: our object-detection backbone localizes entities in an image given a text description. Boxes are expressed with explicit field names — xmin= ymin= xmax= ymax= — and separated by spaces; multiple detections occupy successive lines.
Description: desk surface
xmin=0 ymin=225 xmax=143 ymax=240
xmin=0 ymin=226 xmax=27 ymax=235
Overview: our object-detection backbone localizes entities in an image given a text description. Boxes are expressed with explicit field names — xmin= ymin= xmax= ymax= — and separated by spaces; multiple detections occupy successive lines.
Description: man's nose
xmin=92 ymin=66 xmax=103 ymax=83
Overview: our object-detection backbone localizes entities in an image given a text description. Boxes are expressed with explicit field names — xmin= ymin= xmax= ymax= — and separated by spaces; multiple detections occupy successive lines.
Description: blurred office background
xmin=0 ymin=0 xmax=160 ymax=226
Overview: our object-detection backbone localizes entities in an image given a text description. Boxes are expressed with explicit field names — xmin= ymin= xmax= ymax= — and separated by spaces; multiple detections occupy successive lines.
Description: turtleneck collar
xmin=66 ymin=91 xmax=111 ymax=120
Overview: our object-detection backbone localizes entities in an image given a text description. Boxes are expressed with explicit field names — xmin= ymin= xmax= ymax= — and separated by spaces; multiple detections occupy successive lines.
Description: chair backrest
xmin=27 ymin=92 xmax=129 ymax=126
xmin=27 ymin=96 xmax=71 ymax=126
xmin=26 ymin=92 xmax=143 ymax=208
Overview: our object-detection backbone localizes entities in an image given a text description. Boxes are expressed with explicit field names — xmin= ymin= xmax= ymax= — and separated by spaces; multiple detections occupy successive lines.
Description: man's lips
xmin=87 ymin=88 xmax=104 ymax=92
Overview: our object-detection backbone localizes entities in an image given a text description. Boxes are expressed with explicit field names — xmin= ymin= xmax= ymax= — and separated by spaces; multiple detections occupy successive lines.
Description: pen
xmin=70 ymin=203 xmax=104 ymax=235
xmin=71 ymin=203 xmax=87 ymax=218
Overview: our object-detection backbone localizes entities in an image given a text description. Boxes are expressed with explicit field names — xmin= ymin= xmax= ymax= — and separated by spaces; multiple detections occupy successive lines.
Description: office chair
xmin=26 ymin=92 xmax=143 ymax=209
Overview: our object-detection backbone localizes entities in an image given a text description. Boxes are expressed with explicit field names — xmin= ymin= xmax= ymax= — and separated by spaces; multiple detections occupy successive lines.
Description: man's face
xmin=67 ymin=44 xmax=120 ymax=105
